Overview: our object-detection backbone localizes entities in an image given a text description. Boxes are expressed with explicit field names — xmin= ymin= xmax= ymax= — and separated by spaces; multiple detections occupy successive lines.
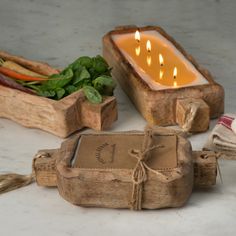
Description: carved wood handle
xmin=193 ymin=150 xmax=217 ymax=188
xmin=33 ymin=149 xmax=58 ymax=187
xmin=176 ymin=98 xmax=210 ymax=133
xmin=79 ymin=96 xmax=117 ymax=131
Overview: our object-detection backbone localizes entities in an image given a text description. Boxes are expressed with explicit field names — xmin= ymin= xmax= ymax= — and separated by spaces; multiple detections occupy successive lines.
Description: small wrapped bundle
xmin=33 ymin=127 xmax=217 ymax=210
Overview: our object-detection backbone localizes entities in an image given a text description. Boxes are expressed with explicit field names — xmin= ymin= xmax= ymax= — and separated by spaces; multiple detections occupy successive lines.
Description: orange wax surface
xmin=112 ymin=30 xmax=208 ymax=90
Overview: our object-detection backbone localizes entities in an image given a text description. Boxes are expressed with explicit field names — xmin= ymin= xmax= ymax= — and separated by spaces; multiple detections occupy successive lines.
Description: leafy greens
xmin=24 ymin=55 xmax=116 ymax=103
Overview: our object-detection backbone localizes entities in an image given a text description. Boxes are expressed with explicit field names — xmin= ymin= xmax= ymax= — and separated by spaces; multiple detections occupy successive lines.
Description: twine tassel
xmin=0 ymin=173 xmax=35 ymax=194
xmin=216 ymin=152 xmax=223 ymax=184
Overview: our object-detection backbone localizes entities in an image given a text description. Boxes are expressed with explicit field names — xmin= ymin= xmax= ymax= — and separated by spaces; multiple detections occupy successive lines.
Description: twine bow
xmin=128 ymin=129 xmax=165 ymax=210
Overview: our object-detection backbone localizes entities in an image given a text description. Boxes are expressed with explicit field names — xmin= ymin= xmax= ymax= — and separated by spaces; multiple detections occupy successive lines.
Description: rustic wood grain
xmin=193 ymin=151 xmax=217 ymax=187
xmin=176 ymin=98 xmax=210 ymax=132
xmin=33 ymin=128 xmax=218 ymax=210
xmin=0 ymin=85 xmax=117 ymax=137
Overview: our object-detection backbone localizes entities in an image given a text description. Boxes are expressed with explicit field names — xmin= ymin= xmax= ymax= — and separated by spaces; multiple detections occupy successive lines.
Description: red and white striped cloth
xmin=217 ymin=115 xmax=234 ymax=130
xmin=204 ymin=114 xmax=236 ymax=159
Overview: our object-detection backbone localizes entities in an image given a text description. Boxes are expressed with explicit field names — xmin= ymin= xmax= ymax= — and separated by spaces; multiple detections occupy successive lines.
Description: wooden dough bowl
xmin=103 ymin=25 xmax=224 ymax=133
xmin=33 ymin=127 xmax=217 ymax=210
xmin=0 ymin=86 xmax=117 ymax=138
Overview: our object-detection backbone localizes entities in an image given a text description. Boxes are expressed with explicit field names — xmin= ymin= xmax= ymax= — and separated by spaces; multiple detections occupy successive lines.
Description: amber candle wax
xmin=112 ymin=30 xmax=208 ymax=90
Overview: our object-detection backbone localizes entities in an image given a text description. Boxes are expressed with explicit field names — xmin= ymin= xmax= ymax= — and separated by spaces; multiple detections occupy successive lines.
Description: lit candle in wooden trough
xmin=103 ymin=26 xmax=224 ymax=132
xmin=112 ymin=29 xmax=208 ymax=90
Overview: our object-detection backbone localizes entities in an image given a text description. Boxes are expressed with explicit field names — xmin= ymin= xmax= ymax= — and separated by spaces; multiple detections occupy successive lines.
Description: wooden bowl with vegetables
xmin=0 ymin=51 xmax=117 ymax=138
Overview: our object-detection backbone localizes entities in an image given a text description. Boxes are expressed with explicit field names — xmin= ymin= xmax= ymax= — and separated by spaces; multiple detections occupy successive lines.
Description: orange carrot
xmin=0 ymin=60 xmax=47 ymax=78
xmin=0 ymin=51 xmax=59 ymax=76
xmin=0 ymin=66 xmax=47 ymax=81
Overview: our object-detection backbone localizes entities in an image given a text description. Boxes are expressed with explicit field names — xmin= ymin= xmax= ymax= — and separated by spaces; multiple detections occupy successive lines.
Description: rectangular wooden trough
xmin=0 ymin=52 xmax=117 ymax=137
xmin=103 ymin=25 xmax=224 ymax=132
xmin=0 ymin=85 xmax=117 ymax=138
xmin=33 ymin=127 xmax=217 ymax=210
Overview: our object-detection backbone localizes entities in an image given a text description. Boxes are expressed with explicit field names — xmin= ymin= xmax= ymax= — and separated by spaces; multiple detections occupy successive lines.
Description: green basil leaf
xmin=93 ymin=75 xmax=116 ymax=96
xmin=93 ymin=55 xmax=108 ymax=66
xmin=73 ymin=67 xmax=90 ymax=86
xmin=70 ymin=62 xmax=82 ymax=71
xmin=60 ymin=66 xmax=72 ymax=75
xmin=83 ymin=85 xmax=102 ymax=104
xmin=65 ymin=85 xmax=79 ymax=94
xmin=102 ymin=67 xmax=112 ymax=76
xmin=92 ymin=55 xmax=109 ymax=73
xmin=38 ymin=90 xmax=56 ymax=98
xmin=88 ymin=67 xmax=101 ymax=80
xmin=41 ymin=68 xmax=73 ymax=90
xmin=56 ymin=88 xmax=65 ymax=100
xmin=76 ymin=56 xmax=93 ymax=68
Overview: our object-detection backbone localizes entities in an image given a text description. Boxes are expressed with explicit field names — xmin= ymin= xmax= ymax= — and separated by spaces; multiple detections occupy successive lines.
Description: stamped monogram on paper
xmin=95 ymin=143 xmax=116 ymax=164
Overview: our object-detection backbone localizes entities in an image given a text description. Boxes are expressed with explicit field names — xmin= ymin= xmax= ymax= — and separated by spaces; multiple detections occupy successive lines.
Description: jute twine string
xmin=216 ymin=152 xmax=223 ymax=184
xmin=128 ymin=129 xmax=165 ymax=210
xmin=0 ymin=152 xmax=50 ymax=194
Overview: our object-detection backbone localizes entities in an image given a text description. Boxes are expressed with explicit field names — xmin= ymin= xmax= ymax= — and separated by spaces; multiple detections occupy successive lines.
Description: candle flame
xmin=135 ymin=30 xmax=140 ymax=42
xmin=146 ymin=40 xmax=151 ymax=52
xmin=147 ymin=55 xmax=151 ymax=66
xmin=135 ymin=46 xmax=141 ymax=56
xmin=159 ymin=70 xmax=164 ymax=79
xmin=159 ymin=54 xmax=164 ymax=66
xmin=173 ymin=67 xmax=177 ymax=79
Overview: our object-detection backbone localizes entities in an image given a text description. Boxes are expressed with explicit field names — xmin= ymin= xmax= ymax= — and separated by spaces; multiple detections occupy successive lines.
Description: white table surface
xmin=1 ymin=0 xmax=236 ymax=235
